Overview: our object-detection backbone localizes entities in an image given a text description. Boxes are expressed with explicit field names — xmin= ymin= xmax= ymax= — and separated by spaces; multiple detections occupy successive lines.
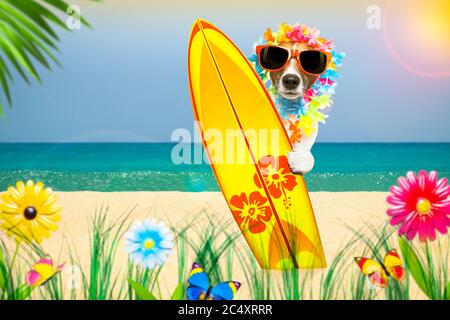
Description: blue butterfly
xmin=186 ymin=262 xmax=241 ymax=300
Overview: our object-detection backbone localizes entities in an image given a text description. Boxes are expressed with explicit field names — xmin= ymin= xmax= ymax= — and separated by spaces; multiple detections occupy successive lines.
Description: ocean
xmin=0 ymin=143 xmax=448 ymax=192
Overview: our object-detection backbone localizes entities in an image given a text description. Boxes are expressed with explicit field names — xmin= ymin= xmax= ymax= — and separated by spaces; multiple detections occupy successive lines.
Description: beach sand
xmin=1 ymin=191 xmax=430 ymax=299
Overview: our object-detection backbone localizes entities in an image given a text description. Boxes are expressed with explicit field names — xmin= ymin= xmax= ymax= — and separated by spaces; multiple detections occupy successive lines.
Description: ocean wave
xmin=1 ymin=170 xmax=448 ymax=192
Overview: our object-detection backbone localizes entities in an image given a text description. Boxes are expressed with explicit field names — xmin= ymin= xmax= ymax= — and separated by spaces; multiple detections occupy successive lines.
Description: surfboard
xmin=188 ymin=19 xmax=326 ymax=269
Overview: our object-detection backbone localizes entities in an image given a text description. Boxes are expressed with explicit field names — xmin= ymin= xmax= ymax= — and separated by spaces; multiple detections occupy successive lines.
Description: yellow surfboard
xmin=188 ymin=19 xmax=326 ymax=269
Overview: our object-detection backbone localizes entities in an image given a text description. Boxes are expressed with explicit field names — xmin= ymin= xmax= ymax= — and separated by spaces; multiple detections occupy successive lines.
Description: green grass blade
xmin=398 ymin=237 xmax=431 ymax=298
xmin=0 ymin=271 xmax=5 ymax=291
xmin=128 ymin=278 xmax=158 ymax=300
xmin=444 ymin=282 xmax=450 ymax=300
xmin=170 ymin=282 xmax=185 ymax=300
xmin=0 ymin=246 xmax=6 ymax=291
xmin=13 ymin=284 xmax=33 ymax=300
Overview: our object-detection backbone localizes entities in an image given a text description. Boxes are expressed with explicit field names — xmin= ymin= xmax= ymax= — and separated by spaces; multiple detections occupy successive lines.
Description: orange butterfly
xmin=354 ymin=249 xmax=406 ymax=288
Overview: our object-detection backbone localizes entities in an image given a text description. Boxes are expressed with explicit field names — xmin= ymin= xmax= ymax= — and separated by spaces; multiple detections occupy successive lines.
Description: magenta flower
xmin=286 ymin=25 xmax=307 ymax=42
xmin=387 ymin=170 xmax=450 ymax=242
xmin=318 ymin=78 xmax=335 ymax=86
xmin=303 ymin=88 xmax=317 ymax=103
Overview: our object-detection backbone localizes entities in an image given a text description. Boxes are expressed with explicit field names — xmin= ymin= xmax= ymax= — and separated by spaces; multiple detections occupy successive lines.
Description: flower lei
xmin=248 ymin=23 xmax=345 ymax=141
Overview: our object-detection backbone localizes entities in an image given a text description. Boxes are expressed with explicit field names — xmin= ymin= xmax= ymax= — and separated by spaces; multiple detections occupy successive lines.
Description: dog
xmin=268 ymin=41 xmax=320 ymax=174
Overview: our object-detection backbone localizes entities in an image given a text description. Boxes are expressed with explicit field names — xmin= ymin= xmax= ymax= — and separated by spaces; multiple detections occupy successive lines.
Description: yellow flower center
xmin=416 ymin=198 xmax=432 ymax=216
xmin=266 ymin=165 xmax=283 ymax=184
xmin=143 ymin=238 xmax=155 ymax=250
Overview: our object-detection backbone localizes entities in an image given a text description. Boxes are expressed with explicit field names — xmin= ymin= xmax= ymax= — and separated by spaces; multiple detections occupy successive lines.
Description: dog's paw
xmin=288 ymin=148 xmax=315 ymax=174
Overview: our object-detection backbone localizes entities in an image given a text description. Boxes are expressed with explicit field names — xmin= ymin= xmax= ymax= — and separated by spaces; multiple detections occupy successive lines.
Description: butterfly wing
xmin=186 ymin=286 xmax=207 ymax=300
xmin=209 ymin=281 xmax=241 ymax=300
xmin=368 ymin=269 xmax=389 ymax=289
xmin=27 ymin=257 xmax=62 ymax=287
xmin=383 ymin=249 xmax=406 ymax=281
xmin=354 ymin=257 xmax=388 ymax=288
xmin=186 ymin=262 xmax=210 ymax=300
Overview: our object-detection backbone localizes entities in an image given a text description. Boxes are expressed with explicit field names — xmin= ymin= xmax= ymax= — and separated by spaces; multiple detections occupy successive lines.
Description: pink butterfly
xmin=26 ymin=256 xmax=64 ymax=287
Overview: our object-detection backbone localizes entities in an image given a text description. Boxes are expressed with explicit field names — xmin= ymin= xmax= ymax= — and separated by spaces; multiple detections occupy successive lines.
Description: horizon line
xmin=0 ymin=141 xmax=449 ymax=144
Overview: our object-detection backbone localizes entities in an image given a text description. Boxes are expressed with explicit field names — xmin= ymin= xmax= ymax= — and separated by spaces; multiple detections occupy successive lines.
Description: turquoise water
xmin=0 ymin=143 xmax=448 ymax=192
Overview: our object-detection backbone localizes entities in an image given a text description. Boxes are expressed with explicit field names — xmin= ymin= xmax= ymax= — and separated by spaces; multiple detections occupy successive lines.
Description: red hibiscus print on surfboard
xmin=230 ymin=191 xmax=273 ymax=234
xmin=254 ymin=155 xmax=297 ymax=208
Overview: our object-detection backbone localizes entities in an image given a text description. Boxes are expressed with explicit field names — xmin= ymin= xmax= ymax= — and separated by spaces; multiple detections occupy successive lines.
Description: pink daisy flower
xmin=387 ymin=170 xmax=450 ymax=242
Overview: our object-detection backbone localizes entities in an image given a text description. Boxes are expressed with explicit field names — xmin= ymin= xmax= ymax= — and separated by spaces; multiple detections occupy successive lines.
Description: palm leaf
xmin=0 ymin=56 xmax=12 ymax=106
xmin=43 ymin=0 xmax=93 ymax=28
xmin=0 ymin=36 xmax=37 ymax=83
xmin=0 ymin=0 xmax=95 ymax=115
xmin=0 ymin=2 xmax=58 ymax=49
xmin=0 ymin=8 xmax=60 ymax=65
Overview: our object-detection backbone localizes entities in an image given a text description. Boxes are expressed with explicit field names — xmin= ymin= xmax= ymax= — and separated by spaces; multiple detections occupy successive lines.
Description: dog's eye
xmin=259 ymin=47 xmax=289 ymax=70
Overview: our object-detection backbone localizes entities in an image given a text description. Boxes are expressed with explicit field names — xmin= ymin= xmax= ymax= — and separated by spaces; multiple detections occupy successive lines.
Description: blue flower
xmin=317 ymin=83 xmax=337 ymax=95
xmin=247 ymin=52 xmax=258 ymax=63
xmin=274 ymin=96 xmax=305 ymax=119
xmin=247 ymin=52 xmax=266 ymax=80
xmin=125 ymin=219 xmax=174 ymax=269
xmin=321 ymin=69 xmax=341 ymax=80
xmin=332 ymin=51 xmax=346 ymax=68
xmin=255 ymin=63 xmax=264 ymax=76
xmin=247 ymin=39 xmax=271 ymax=82
xmin=264 ymin=78 xmax=272 ymax=89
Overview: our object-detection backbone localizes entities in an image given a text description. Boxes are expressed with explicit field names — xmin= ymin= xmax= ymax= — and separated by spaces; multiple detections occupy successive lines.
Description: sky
xmin=0 ymin=0 xmax=449 ymax=142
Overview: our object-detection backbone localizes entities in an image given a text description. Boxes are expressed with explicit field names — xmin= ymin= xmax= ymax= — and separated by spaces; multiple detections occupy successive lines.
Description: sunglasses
xmin=256 ymin=45 xmax=331 ymax=75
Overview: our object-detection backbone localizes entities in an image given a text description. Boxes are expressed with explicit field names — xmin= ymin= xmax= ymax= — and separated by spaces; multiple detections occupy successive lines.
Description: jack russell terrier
xmin=256 ymin=39 xmax=332 ymax=174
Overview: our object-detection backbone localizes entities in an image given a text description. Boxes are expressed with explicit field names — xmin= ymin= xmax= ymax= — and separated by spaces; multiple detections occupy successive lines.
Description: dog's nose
xmin=282 ymin=74 xmax=300 ymax=90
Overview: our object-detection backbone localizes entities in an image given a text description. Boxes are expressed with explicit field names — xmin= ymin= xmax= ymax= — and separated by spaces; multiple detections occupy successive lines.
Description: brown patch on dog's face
xmin=269 ymin=42 xmax=318 ymax=100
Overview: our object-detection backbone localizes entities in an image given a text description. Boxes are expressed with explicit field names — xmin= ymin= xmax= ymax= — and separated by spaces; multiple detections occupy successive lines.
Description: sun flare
xmin=384 ymin=0 xmax=450 ymax=77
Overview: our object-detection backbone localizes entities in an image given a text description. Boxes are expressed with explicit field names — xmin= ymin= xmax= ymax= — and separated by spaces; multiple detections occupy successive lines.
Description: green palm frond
xmin=0 ymin=0 xmax=97 ymax=117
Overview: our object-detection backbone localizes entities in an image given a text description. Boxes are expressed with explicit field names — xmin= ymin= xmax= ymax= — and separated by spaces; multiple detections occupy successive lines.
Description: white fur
xmin=273 ymin=57 xmax=318 ymax=174
xmin=276 ymin=59 xmax=308 ymax=100
xmin=288 ymin=122 xmax=318 ymax=174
